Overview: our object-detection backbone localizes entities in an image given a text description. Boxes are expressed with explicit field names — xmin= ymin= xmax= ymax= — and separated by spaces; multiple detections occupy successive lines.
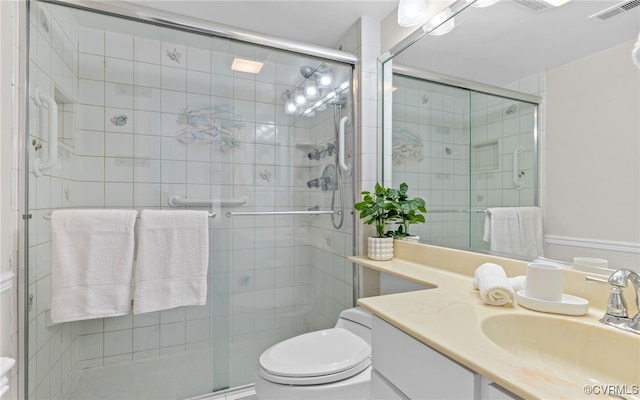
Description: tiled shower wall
xmin=27 ymin=3 xmax=80 ymax=399
xmin=391 ymin=77 xmax=469 ymax=247
xmin=391 ymin=75 xmax=539 ymax=249
xmin=27 ymin=2 xmax=355 ymax=397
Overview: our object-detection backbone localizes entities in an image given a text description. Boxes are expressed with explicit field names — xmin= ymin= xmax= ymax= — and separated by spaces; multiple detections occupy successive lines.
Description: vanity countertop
xmin=351 ymin=241 xmax=639 ymax=400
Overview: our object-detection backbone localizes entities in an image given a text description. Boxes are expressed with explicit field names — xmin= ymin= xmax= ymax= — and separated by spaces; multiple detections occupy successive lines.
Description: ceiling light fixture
xmin=397 ymin=0 xmax=428 ymax=27
xmin=231 ymin=58 xmax=264 ymax=74
xmin=428 ymin=8 xmax=455 ymax=36
xmin=472 ymin=0 xmax=500 ymax=7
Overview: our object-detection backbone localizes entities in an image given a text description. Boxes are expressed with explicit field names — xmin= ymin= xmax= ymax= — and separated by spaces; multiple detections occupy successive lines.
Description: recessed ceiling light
xmin=231 ymin=58 xmax=264 ymax=74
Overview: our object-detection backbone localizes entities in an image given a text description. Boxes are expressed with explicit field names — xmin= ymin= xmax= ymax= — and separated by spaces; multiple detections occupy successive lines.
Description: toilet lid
xmin=259 ymin=328 xmax=371 ymax=379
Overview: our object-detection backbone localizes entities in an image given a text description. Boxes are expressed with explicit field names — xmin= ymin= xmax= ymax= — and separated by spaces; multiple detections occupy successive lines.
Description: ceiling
xmin=393 ymin=0 xmax=640 ymax=86
xmin=126 ymin=0 xmax=399 ymax=49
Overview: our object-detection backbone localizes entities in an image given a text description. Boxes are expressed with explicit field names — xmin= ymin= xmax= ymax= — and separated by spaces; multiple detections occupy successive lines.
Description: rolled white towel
xmin=473 ymin=263 xmax=515 ymax=306
xmin=472 ymin=274 xmax=526 ymax=292
xmin=508 ymin=275 xmax=527 ymax=292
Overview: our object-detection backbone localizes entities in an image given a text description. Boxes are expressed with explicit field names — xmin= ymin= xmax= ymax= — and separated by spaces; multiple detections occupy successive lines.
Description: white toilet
xmin=255 ymin=307 xmax=373 ymax=400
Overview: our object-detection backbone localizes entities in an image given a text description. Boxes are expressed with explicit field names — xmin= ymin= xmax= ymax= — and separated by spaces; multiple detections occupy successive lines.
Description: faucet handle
xmin=604 ymin=286 xmax=628 ymax=318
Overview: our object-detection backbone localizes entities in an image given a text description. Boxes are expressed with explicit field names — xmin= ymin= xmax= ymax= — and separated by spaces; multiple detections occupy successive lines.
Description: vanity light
xmin=545 ymin=0 xmax=571 ymax=6
xmin=304 ymin=80 xmax=319 ymax=99
xmin=397 ymin=0 xmax=428 ymax=27
xmin=429 ymin=8 xmax=455 ymax=36
xmin=231 ymin=58 xmax=264 ymax=74
xmin=285 ymin=100 xmax=297 ymax=114
xmin=316 ymin=66 xmax=334 ymax=88
xmin=294 ymin=89 xmax=306 ymax=105
xmin=472 ymin=0 xmax=500 ymax=7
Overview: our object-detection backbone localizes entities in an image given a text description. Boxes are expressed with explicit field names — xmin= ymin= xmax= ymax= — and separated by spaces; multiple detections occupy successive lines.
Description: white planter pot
xmin=367 ymin=237 xmax=394 ymax=260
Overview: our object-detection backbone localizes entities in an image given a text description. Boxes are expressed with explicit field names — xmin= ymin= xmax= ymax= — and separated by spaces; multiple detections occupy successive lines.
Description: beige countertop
xmin=351 ymin=241 xmax=640 ymax=400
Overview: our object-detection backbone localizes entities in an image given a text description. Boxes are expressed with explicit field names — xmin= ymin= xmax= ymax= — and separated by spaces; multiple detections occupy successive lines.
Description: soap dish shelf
xmin=516 ymin=290 xmax=589 ymax=316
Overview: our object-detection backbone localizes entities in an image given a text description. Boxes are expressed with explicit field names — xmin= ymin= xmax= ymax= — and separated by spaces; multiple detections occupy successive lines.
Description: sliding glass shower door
xmin=25 ymin=2 xmax=354 ymax=398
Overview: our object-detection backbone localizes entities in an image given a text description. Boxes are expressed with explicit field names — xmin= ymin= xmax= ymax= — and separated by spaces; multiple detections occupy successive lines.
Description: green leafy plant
xmin=354 ymin=182 xmax=427 ymax=238
xmin=386 ymin=182 xmax=427 ymax=238
xmin=354 ymin=183 xmax=396 ymax=237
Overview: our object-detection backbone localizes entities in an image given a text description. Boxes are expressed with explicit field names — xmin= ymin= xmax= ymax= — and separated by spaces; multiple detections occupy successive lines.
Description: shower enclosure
xmin=388 ymin=71 xmax=539 ymax=252
xmin=24 ymin=1 xmax=355 ymax=398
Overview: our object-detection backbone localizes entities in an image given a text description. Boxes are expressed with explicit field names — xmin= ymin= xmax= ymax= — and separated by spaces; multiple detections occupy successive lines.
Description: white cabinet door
xmin=372 ymin=316 xmax=477 ymax=400
xmin=371 ymin=369 xmax=410 ymax=400
xmin=478 ymin=376 xmax=522 ymax=400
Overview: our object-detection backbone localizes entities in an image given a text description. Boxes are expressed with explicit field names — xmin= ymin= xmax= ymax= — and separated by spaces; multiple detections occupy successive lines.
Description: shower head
xmin=300 ymin=66 xmax=316 ymax=79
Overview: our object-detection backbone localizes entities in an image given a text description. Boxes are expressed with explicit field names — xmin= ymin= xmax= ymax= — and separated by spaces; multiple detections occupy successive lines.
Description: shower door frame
xmin=21 ymin=1 xmax=360 ymax=397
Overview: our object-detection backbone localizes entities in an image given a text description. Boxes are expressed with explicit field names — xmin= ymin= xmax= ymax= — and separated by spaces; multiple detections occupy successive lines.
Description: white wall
xmin=0 ymin=1 xmax=21 ymax=399
xmin=545 ymin=40 xmax=640 ymax=271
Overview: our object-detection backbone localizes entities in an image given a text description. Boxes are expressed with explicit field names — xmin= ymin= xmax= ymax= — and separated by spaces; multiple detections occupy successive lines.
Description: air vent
xmin=590 ymin=0 xmax=640 ymax=21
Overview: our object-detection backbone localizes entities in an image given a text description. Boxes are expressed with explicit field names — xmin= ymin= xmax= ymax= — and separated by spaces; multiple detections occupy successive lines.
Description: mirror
xmin=381 ymin=0 xmax=640 ymax=272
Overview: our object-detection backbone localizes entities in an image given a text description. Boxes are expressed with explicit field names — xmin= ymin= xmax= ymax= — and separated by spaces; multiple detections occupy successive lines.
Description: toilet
xmin=255 ymin=307 xmax=373 ymax=400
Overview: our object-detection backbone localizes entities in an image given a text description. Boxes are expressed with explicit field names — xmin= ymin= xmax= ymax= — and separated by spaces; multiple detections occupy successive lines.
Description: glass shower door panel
xmin=469 ymin=92 xmax=537 ymax=250
xmin=391 ymin=75 xmax=471 ymax=246
xmin=223 ymin=49 xmax=355 ymax=388
xmin=26 ymin=2 xmax=224 ymax=398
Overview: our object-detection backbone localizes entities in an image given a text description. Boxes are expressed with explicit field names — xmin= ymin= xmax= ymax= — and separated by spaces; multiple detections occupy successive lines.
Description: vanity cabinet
xmin=371 ymin=316 xmax=521 ymax=400
xmin=372 ymin=315 xmax=476 ymax=399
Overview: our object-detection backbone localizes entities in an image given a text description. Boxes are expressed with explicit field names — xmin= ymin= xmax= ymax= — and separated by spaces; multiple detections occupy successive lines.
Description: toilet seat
xmin=258 ymin=328 xmax=371 ymax=385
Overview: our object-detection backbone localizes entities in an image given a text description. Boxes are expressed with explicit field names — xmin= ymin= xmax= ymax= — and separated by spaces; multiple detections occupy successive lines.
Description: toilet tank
xmin=335 ymin=307 xmax=372 ymax=345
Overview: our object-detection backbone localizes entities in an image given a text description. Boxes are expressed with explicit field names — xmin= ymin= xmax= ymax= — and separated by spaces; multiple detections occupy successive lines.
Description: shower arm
xmin=338 ymin=116 xmax=351 ymax=176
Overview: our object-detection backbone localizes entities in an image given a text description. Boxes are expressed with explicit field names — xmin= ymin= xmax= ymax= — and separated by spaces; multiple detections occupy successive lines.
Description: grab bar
xmin=512 ymin=146 xmax=523 ymax=190
xmin=43 ymin=210 xmax=216 ymax=220
xmin=32 ymin=88 xmax=59 ymax=177
xmin=227 ymin=210 xmax=337 ymax=217
xmin=338 ymin=116 xmax=351 ymax=176
xmin=168 ymin=195 xmax=249 ymax=208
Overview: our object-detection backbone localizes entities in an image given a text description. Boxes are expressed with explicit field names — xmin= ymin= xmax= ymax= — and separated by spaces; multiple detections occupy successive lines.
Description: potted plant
xmin=354 ymin=183 xmax=396 ymax=260
xmin=386 ymin=182 xmax=427 ymax=241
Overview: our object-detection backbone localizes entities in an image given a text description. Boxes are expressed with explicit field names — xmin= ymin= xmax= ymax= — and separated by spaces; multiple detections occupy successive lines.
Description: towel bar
xmin=167 ymin=195 xmax=249 ymax=208
xmin=43 ymin=211 xmax=216 ymax=220
xmin=227 ymin=210 xmax=337 ymax=217
xmin=428 ymin=209 xmax=488 ymax=214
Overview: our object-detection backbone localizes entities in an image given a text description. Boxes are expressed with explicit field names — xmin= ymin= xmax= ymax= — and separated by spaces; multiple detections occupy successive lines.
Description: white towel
xmin=0 ymin=357 xmax=15 ymax=397
xmin=133 ymin=210 xmax=209 ymax=314
xmin=473 ymin=263 xmax=514 ymax=306
xmin=51 ymin=210 xmax=137 ymax=323
xmin=473 ymin=275 xmax=526 ymax=293
xmin=483 ymin=207 xmax=544 ymax=258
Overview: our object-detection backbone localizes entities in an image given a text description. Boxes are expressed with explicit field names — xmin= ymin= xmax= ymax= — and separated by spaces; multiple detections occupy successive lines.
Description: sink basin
xmin=481 ymin=314 xmax=640 ymax=389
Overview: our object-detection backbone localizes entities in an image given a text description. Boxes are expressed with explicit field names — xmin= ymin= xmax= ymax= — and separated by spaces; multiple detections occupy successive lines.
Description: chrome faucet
xmin=588 ymin=268 xmax=640 ymax=335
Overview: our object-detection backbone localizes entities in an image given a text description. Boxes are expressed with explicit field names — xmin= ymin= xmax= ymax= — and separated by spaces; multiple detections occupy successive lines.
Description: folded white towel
xmin=0 ymin=357 xmax=14 ymax=397
xmin=51 ymin=210 xmax=137 ymax=323
xmin=484 ymin=207 xmax=544 ymax=258
xmin=133 ymin=210 xmax=209 ymax=314
xmin=473 ymin=263 xmax=515 ymax=306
